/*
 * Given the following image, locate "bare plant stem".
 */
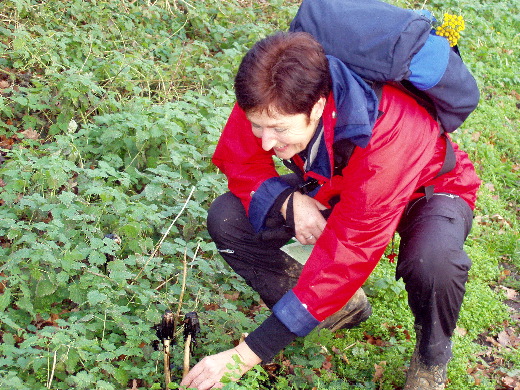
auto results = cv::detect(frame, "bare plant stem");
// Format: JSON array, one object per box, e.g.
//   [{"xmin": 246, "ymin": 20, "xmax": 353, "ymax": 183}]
[
  {"xmin": 175, "ymin": 242, "xmax": 199, "ymax": 321},
  {"xmin": 183, "ymin": 333, "xmax": 192, "ymax": 378},
  {"xmin": 46, "ymin": 350, "xmax": 57, "ymax": 389},
  {"xmin": 164, "ymin": 339, "xmax": 171, "ymax": 387}
]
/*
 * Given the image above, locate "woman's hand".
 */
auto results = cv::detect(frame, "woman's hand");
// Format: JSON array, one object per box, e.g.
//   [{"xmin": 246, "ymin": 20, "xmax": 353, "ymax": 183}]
[
  {"xmin": 180, "ymin": 342, "xmax": 261, "ymax": 390},
  {"xmin": 281, "ymin": 192, "xmax": 327, "ymax": 245}
]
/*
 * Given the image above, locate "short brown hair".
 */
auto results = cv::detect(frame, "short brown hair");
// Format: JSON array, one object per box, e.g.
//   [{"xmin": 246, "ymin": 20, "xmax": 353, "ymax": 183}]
[{"xmin": 234, "ymin": 32, "xmax": 331, "ymax": 117}]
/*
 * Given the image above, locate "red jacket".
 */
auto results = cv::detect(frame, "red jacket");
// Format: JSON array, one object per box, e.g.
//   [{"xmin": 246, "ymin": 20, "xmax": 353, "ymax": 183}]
[{"xmin": 213, "ymin": 83, "xmax": 480, "ymax": 335}]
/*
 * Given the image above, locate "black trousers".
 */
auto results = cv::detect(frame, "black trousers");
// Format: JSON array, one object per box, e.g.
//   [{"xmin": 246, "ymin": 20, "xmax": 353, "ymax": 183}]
[{"xmin": 207, "ymin": 183, "xmax": 473, "ymax": 366}]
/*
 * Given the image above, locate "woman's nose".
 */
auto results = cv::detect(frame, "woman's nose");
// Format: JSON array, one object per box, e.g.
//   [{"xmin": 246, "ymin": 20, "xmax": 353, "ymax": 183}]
[{"xmin": 261, "ymin": 129, "xmax": 278, "ymax": 151}]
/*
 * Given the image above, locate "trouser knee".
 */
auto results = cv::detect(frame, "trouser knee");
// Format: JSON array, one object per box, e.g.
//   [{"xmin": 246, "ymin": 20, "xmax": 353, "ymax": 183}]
[
  {"xmin": 398, "ymin": 242, "xmax": 470, "ymax": 308},
  {"xmin": 207, "ymin": 192, "xmax": 246, "ymax": 247},
  {"xmin": 207, "ymin": 192, "xmax": 302, "ymax": 308},
  {"xmin": 396, "ymin": 196, "xmax": 473, "ymax": 319}
]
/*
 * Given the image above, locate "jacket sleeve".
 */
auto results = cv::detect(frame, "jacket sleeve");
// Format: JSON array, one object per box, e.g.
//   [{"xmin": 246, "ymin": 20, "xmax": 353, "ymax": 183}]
[
  {"xmin": 212, "ymin": 104, "xmax": 293, "ymax": 231},
  {"xmin": 273, "ymin": 86, "xmax": 443, "ymax": 336}
]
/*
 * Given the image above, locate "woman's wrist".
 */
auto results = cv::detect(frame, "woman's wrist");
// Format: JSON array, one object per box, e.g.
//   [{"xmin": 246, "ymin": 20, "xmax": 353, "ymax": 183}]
[
  {"xmin": 279, "ymin": 190, "xmax": 295, "ymax": 219},
  {"xmin": 244, "ymin": 314, "xmax": 298, "ymax": 363},
  {"xmin": 233, "ymin": 341, "xmax": 262, "ymax": 369}
]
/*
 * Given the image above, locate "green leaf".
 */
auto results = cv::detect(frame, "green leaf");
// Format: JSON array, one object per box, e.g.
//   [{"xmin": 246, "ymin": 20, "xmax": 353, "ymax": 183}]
[
  {"xmin": 95, "ymin": 380, "xmax": 115, "ymax": 390},
  {"xmin": 0, "ymin": 313, "xmax": 21, "ymax": 331},
  {"xmin": 143, "ymin": 183, "xmax": 163, "ymax": 201},
  {"xmin": 36, "ymin": 274, "xmax": 58, "ymax": 297},
  {"xmin": 88, "ymin": 250, "xmax": 106, "ymax": 266},
  {"xmin": 0, "ymin": 288, "xmax": 11, "ymax": 311},
  {"xmin": 120, "ymin": 222, "xmax": 142, "ymax": 239},
  {"xmin": 58, "ymin": 191, "xmax": 76, "ymax": 205},
  {"xmin": 112, "ymin": 367, "xmax": 129, "ymax": 386},
  {"xmin": 17, "ymin": 283, "xmax": 34, "ymax": 313},
  {"xmin": 87, "ymin": 290, "xmax": 107, "ymax": 306},
  {"xmin": 65, "ymin": 348, "xmax": 81, "ymax": 373},
  {"xmin": 107, "ymin": 260, "xmax": 134, "ymax": 284},
  {"xmin": 62, "ymin": 250, "xmax": 87, "ymax": 272}
]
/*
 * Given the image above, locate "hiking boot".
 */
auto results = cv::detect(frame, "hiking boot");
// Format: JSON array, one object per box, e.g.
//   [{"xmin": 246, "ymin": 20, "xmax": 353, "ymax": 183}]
[
  {"xmin": 404, "ymin": 325, "xmax": 448, "ymax": 390},
  {"xmin": 403, "ymin": 358, "xmax": 447, "ymax": 390},
  {"xmin": 317, "ymin": 288, "xmax": 372, "ymax": 331}
]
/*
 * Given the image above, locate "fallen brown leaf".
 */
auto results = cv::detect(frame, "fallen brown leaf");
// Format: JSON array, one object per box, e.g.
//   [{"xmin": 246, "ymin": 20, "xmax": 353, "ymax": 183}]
[
  {"xmin": 484, "ymin": 182, "xmax": 495, "ymax": 192},
  {"xmin": 20, "ymin": 128, "xmax": 39, "ymax": 140},
  {"xmin": 502, "ymin": 375, "xmax": 520, "ymax": 390},
  {"xmin": 499, "ymin": 286, "xmax": 518, "ymax": 300},
  {"xmin": 364, "ymin": 332, "xmax": 386, "ymax": 346},
  {"xmin": 497, "ymin": 327, "xmax": 520, "ymax": 348},
  {"xmin": 485, "ymin": 336, "xmax": 502, "ymax": 348},
  {"xmin": 321, "ymin": 355, "xmax": 333, "ymax": 371},
  {"xmin": 455, "ymin": 326, "xmax": 468, "ymax": 336},
  {"xmin": 223, "ymin": 291, "xmax": 240, "ymax": 301},
  {"xmin": 373, "ymin": 361, "xmax": 386, "ymax": 382}
]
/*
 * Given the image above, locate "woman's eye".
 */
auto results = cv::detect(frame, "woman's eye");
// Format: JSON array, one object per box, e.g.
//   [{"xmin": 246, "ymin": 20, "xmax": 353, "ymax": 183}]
[{"xmin": 274, "ymin": 127, "xmax": 288, "ymax": 133}]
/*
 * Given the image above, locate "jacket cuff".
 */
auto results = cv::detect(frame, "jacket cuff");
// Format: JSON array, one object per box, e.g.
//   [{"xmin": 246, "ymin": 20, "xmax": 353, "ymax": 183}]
[
  {"xmin": 249, "ymin": 177, "xmax": 293, "ymax": 232},
  {"xmin": 244, "ymin": 314, "xmax": 297, "ymax": 363},
  {"xmin": 273, "ymin": 290, "xmax": 320, "ymax": 337}
]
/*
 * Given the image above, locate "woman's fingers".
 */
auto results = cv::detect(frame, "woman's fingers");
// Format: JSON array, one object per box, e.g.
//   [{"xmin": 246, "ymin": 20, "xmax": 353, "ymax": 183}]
[
  {"xmin": 290, "ymin": 193, "xmax": 327, "ymax": 244},
  {"xmin": 180, "ymin": 343, "xmax": 260, "ymax": 389},
  {"xmin": 180, "ymin": 355, "xmax": 225, "ymax": 389}
]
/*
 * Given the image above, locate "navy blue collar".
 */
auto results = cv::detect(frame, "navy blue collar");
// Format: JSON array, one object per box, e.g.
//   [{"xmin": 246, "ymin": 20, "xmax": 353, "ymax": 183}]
[{"xmin": 327, "ymin": 55, "xmax": 379, "ymax": 148}]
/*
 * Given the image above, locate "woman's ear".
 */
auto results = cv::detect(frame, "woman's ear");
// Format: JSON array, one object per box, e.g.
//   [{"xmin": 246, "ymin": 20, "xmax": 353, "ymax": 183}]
[{"xmin": 310, "ymin": 97, "xmax": 326, "ymax": 122}]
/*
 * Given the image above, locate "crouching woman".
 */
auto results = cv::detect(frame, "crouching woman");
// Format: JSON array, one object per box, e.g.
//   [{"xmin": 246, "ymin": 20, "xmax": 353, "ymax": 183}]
[{"xmin": 181, "ymin": 32, "xmax": 480, "ymax": 390}]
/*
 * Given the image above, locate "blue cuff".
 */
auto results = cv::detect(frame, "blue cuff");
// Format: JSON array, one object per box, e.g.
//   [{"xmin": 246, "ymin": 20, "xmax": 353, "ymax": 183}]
[
  {"xmin": 409, "ymin": 34, "xmax": 450, "ymax": 90},
  {"xmin": 249, "ymin": 177, "xmax": 293, "ymax": 232},
  {"xmin": 273, "ymin": 290, "xmax": 320, "ymax": 337}
]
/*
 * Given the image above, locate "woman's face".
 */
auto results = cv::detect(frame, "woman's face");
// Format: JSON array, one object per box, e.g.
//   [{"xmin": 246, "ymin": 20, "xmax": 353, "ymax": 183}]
[{"xmin": 246, "ymin": 98, "xmax": 326, "ymax": 160}]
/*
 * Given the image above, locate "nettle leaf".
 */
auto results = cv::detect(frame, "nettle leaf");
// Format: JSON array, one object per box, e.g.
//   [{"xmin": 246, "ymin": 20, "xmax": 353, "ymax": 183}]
[
  {"xmin": 78, "ymin": 314, "xmax": 95, "ymax": 322},
  {"xmin": 143, "ymin": 183, "xmax": 164, "ymax": 201},
  {"xmin": 89, "ymin": 237, "xmax": 106, "ymax": 250},
  {"xmin": 58, "ymin": 191, "xmax": 76, "ymax": 205},
  {"xmin": 17, "ymin": 283, "xmax": 34, "ymax": 314},
  {"xmin": 88, "ymin": 250, "xmax": 106, "ymax": 266},
  {"xmin": 158, "ymin": 241, "xmax": 176, "ymax": 256},
  {"xmin": 0, "ymin": 287, "xmax": 11, "ymax": 311},
  {"xmin": 120, "ymin": 222, "xmax": 142, "ymax": 239},
  {"xmin": 9, "ymin": 247, "xmax": 32, "ymax": 260},
  {"xmin": 65, "ymin": 348, "xmax": 82, "ymax": 374},
  {"xmin": 68, "ymin": 283, "xmax": 87, "ymax": 306},
  {"xmin": 35, "ymin": 274, "xmax": 58, "ymax": 297},
  {"xmin": 87, "ymin": 290, "xmax": 107, "ymax": 306},
  {"xmin": 70, "ymin": 371, "xmax": 96, "ymax": 389},
  {"xmin": 0, "ymin": 314, "xmax": 21, "ymax": 331},
  {"xmin": 112, "ymin": 367, "xmax": 129, "ymax": 386},
  {"xmin": 107, "ymin": 260, "xmax": 134, "ymax": 283},
  {"xmin": 62, "ymin": 250, "xmax": 86, "ymax": 272},
  {"xmin": 96, "ymin": 379, "xmax": 115, "ymax": 390},
  {"xmin": 56, "ymin": 271, "xmax": 70, "ymax": 285}
]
